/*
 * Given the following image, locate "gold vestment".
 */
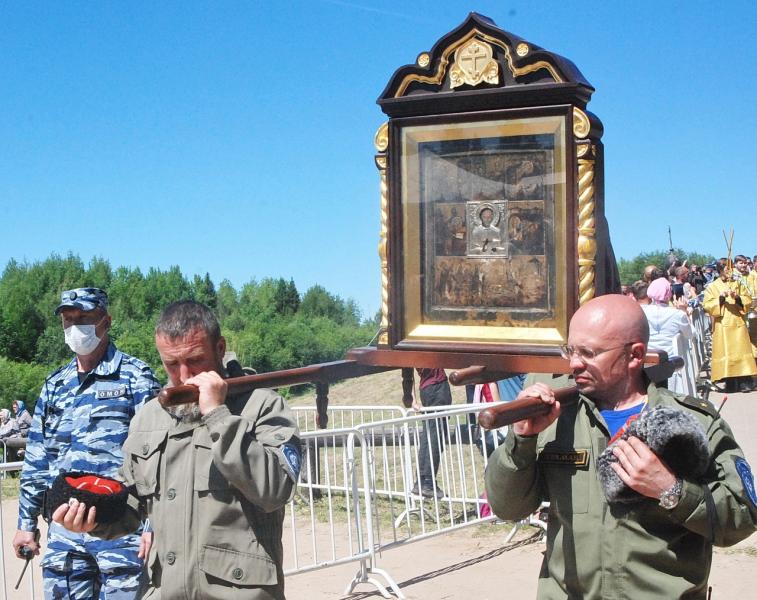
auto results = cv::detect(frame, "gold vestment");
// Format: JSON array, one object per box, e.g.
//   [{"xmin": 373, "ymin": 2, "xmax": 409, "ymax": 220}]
[{"xmin": 703, "ymin": 277, "xmax": 757, "ymax": 381}]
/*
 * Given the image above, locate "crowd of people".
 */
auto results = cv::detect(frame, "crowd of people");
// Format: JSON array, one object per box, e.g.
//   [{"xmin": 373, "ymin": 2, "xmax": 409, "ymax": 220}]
[{"xmin": 622, "ymin": 254, "xmax": 757, "ymax": 393}]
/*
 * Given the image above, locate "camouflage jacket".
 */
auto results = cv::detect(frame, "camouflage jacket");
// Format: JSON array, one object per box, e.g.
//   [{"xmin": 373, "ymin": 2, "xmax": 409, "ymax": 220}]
[{"xmin": 18, "ymin": 341, "xmax": 161, "ymax": 531}]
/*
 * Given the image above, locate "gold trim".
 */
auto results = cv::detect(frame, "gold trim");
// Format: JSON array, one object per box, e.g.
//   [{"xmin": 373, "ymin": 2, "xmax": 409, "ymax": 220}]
[
  {"xmin": 417, "ymin": 52, "xmax": 430, "ymax": 67},
  {"xmin": 395, "ymin": 28, "xmax": 563, "ymax": 97},
  {"xmin": 407, "ymin": 324, "xmax": 565, "ymax": 345},
  {"xmin": 374, "ymin": 122, "xmax": 389, "ymax": 153},
  {"xmin": 376, "ymin": 123, "xmax": 390, "ymax": 345},
  {"xmin": 516, "ymin": 43, "xmax": 529, "ymax": 57},
  {"xmin": 576, "ymin": 140, "xmax": 591, "ymax": 158},
  {"xmin": 573, "ymin": 107, "xmax": 590, "ymax": 139},
  {"xmin": 400, "ymin": 115, "xmax": 569, "ymax": 344},
  {"xmin": 577, "ymin": 146, "xmax": 596, "ymax": 305}
]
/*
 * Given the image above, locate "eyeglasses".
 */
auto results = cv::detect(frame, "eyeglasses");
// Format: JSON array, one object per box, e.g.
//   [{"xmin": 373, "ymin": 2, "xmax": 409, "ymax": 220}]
[{"xmin": 559, "ymin": 343, "xmax": 635, "ymax": 362}]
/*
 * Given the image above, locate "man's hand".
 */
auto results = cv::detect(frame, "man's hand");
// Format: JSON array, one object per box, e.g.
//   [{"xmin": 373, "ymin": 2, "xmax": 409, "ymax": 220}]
[
  {"xmin": 411, "ymin": 395, "xmax": 422, "ymax": 413},
  {"xmin": 185, "ymin": 371, "xmax": 228, "ymax": 416},
  {"xmin": 51, "ymin": 500, "xmax": 97, "ymax": 533},
  {"xmin": 610, "ymin": 436, "xmax": 677, "ymax": 500},
  {"xmin": 138, "ymin": 531, "xmax": 153, "ymax": 562},
  {"xmin": 512, "ymin": 383, "xmax": 562, "ymax": 437},
  {"xmin": 12, "ymin": 530, "xmax": 40, "ymax": 559}
]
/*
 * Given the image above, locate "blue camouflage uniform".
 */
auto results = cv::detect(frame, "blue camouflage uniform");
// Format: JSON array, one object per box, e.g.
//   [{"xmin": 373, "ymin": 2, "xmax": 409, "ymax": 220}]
[{"xmin": 18, "ymin": 341, "xmax": 161, "ymax": 599}]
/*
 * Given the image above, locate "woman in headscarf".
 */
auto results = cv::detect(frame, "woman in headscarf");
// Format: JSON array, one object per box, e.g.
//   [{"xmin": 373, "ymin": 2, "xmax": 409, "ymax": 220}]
[
  {"xmin": 0, "ymin": 408, "xmax": 18, "ymax": 439},
  {"xmin": 641, "ymin": 277, "xmax": 693, "ymax": 394},
  {"xmin": 11, "ymin": 400, "xmax": 32, "ymax": 437}
]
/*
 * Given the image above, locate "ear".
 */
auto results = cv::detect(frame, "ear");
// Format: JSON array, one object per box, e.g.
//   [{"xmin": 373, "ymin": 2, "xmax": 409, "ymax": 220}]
[
  {"xmin": 628, "ymin": 342, "xmax": 646, "ymax": 368},
  {"xmin": 216, "ymin": 336, "xmax": 226, "ymax": 358}
]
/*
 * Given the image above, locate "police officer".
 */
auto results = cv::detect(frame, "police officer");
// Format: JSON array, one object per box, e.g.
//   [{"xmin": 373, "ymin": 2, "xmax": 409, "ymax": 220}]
[
  {"xmin": 485, "ymin": 294, "xmax": 757, "ymax": 599},
  {"xmin": 12, "ymin": 287, "xmax": 161, "ymax": 599},
  {"xmin": 55, "ymin": 299, "xmax": 301, "ymax": 600}
]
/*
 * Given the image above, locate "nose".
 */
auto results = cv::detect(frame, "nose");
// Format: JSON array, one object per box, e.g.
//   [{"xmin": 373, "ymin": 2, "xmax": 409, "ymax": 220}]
[
  {"xmin": 179, "ymin": 363, "xmax": 193, "ymax": 384},
  {"xmin": 568, "ymin": 353, "xmax": 585, "ymax": 370}
]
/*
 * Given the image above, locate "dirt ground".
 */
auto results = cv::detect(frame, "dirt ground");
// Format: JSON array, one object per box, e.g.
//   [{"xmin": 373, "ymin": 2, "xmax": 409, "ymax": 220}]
[{"xmin": 2, "ymin": 385, "xmax": 756, "ymax": 599}]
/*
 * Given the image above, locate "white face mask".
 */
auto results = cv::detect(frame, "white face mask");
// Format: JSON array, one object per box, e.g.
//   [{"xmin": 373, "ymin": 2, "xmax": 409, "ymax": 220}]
[{"xmin": 64, "ymin": 323, "xmax": 102, "ymax": 356}]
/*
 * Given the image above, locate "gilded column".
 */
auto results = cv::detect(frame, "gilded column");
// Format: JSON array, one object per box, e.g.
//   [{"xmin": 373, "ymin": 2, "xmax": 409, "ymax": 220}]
[
  {"xmin": 573, "ymin": 108, "xmax": 596, "ymax": 305},
  {"xmin": 374, "ymin": 122, "xmax": 390, "ymax": 344}
]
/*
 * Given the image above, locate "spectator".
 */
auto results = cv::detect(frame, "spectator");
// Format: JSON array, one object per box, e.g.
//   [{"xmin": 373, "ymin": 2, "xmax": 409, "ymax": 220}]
[
  {"xmin": 0, "ymin": 409, "xmax": 18, "ymax": 439},
  {"xmin": 11, "ymin": 400, "xmax": 31, "ymax": 437},
  {"xmin": 413, "ymin": 368, "xmax": 451, "ymax": 499},
  {"xmin": 643, "ymin": 265, "xmax": 664, "ymax": 283},
  {"xmin": 642, "ymin": 278, "xmax": 693, "ymax": 393},
  {"xmin": 688, "ymin": 265, "xmax": 706, "ymax": 295}
]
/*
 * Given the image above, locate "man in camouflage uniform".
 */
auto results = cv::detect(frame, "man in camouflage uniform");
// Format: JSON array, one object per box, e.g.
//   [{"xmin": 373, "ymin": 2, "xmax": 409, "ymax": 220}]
[
  {"xmin": 12, "ymin": 287, "xmax": 161, "ymax": 599},
  {"xmin": 485, "ymin": 295, "xmax": 757, "ymax": 599},
  {"xmin": 55, "ymin": 300, "xmax": 301, "ymax": 600}
]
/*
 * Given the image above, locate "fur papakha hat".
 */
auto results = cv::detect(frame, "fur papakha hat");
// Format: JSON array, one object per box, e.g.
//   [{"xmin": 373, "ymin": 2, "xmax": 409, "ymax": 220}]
[
  {"xmin": 596, "ymin": 405, "xmax": 710, "ymax": 504},
  {"xmin": 46, "ymin": 472, "xmax": 128, "ymax": 524}
]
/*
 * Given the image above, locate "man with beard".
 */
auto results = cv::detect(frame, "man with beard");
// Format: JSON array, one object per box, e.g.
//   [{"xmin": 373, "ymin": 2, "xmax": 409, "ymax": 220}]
[
  {"xmin": 485, "ymin": 295, "xmax": 757, "ymax": 599},
  {"xmin": 54, "ymin": 300, "xmax": 301, "ymax": 600}
]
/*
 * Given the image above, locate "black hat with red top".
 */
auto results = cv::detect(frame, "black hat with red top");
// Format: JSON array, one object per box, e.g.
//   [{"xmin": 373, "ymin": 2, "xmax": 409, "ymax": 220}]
[{"xmin": 46, "ymin": 472, "xmax": 128, "ymax": 524}]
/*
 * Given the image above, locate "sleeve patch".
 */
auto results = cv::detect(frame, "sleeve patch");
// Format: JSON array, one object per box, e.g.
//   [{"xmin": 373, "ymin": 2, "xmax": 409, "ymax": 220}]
[
  {"xmin": 735, "ymin": 457, "xmax": 757, "ymax": 507},
  {"xmin": 282, "ymin": 443, "xmax": 301, "ymax": 479}
]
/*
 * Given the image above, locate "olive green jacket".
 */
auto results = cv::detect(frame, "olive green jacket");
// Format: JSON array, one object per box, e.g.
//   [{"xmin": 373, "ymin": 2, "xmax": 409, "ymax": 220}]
[
  {"xmin": 485, "ymin": 383, "xmax": 757, "ymax": 599},
  {"xmin": 115, "ymin": 388, "xmax": 300, "ymax": 600}
]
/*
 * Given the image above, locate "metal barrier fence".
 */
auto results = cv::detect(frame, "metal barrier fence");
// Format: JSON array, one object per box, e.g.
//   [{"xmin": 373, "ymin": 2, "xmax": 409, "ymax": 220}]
[{"xmin": 285, "ymin": 403, "xmax": 521, "ymax": 598}]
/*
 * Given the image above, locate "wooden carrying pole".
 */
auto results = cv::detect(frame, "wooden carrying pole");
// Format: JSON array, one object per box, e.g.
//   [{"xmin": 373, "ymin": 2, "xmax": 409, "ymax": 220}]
[
  {"xmin": 157, "ymin": 360, "xmax": 391, "ymax": 407},
  {"xmin": 477, "ymin": 386, "xmax": 579, "ymax": 430}
]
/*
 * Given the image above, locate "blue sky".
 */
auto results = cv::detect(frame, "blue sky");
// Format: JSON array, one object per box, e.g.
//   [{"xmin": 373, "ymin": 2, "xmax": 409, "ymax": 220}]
[{"xmin": 1, "ymin": 1, "xmax": 755, "ymax": 317}]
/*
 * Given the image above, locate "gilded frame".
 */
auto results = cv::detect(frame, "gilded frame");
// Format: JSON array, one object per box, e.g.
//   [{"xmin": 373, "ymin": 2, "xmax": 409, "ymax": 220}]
[{"xmin": 390, "ymin": 107, "xmax": 573, "ymax": 350}]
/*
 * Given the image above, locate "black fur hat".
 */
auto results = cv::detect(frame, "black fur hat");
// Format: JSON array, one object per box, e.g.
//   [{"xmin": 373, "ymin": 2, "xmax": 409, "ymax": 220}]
[
  {"xmin": 46, "ymin": 472, "xmax": 128, "ymax": 524},
  {"xmin": 597, "ymin": 406, "xmax": 710, "ymax": 504}
]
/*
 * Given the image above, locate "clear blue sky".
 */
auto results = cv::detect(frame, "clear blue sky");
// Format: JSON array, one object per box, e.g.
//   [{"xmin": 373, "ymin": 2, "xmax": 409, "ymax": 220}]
[{"xmin": 2, "ymin": 1, "xmax": 755, "ymax": 318}]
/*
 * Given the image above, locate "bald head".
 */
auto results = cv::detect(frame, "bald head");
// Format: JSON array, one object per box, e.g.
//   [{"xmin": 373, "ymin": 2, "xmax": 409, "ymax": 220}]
[
  {"xmin": 570, "ymin": 295, "xmax": 649, "ymax": 347},
  {"xmin": 567, "ymin": 295, "xmax": 650, "ymax": 405}
]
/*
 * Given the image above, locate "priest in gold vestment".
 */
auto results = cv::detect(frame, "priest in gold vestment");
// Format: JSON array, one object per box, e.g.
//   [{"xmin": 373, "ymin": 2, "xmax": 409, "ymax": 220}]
[
  {"xmin": 703, "ymin": 259, "xmax": 757, "ymax": 392},
  {"xmin": 747, "ymin": 264, "xmax": 757, "ymax": 359}
]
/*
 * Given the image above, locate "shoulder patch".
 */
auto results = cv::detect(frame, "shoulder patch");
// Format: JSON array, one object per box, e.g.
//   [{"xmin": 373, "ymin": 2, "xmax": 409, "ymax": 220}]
[
  {"xmin": 735, "ymin": 457, "xmax": 757, "ymax": 507},
  {"xmin": 673, "ymin": 394, "xmax": 719, "ymax": 418},
  {"xmin": 282, "ymin": 443, "xmax": 301, "ymax": 479}
]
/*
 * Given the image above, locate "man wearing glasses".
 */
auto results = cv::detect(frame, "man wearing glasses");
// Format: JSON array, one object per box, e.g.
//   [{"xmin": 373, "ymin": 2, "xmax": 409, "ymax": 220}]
[{"xmin": 485, "ymin": 294, "xmax": 757, "ymax": 599}]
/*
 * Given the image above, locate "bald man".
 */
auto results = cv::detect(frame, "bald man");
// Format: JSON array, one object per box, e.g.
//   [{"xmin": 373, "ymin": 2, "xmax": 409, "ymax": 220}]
[{"xmin": 485, "ymin": 295, "xmax": 757, "ymax": 600}]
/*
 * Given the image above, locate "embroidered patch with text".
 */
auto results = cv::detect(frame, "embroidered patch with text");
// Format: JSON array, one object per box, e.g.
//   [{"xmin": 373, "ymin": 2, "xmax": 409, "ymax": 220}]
[
  {"xmin": 735, "ymin": 457, "xmax": 757, "ymax": 507},
  {"xmin": 96, "ymin": 387, "xmax": 127, "ymax": 399},
  {"xmin": 539, "ymin": 449, "xmax": 589, "ymax": 467},
  {"xmin": 282, "ymin": 443, "xmax": 301, "ymax": 478}
]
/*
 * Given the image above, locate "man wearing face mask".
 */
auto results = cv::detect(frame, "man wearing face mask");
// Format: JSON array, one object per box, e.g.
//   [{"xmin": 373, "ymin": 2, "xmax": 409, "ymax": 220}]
[{"xmin": 12, "ymin": 287, "xmax": 161, "ymax": 600}]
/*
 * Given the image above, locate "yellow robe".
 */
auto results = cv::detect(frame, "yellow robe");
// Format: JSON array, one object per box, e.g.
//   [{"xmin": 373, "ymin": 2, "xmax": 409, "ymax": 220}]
[
  {"xmin": 703, "ymin": 277, "xmax": 757, "ymax": 381},
  {"xmin": 748, "ymin": 270, "xmax": 757, "ymax": 358}
]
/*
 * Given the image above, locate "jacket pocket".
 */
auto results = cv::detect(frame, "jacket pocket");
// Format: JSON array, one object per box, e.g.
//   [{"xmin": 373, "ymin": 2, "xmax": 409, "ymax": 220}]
[
  {"xmin": 199, "ymin": 544, "xmax": 278, "ymax": 586},
  {"xmin": 193, "ymin": 433, "xmax": 231, "ymax": 492},
  {"xmin": 123, "ymin": 430, "xmax": 167, "ymax": 496}
]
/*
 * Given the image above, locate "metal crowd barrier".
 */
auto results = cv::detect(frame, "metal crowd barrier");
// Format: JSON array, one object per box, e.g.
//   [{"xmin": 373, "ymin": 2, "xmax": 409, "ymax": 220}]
[{"xmin": 285, "ymin": 403, "xmax": 535, "ymax": 598}]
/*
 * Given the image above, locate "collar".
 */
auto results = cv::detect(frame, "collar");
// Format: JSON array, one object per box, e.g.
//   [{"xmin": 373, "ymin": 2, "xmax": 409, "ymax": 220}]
[{"xmin": 55, "ymin": 341, "xmax": 122, "ymax": 385}]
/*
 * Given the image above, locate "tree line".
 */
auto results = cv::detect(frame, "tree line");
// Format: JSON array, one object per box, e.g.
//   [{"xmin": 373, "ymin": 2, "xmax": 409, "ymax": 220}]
[{"xmin": 0, "ymin": 254, "xmax": 379, "ymax": 409}]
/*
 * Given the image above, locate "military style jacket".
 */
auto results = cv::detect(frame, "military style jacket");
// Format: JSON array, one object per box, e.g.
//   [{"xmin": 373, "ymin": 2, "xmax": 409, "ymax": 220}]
[
  {"xmin": 119, "ymin": 387, "xmax": 301, "ymax": 600},
  {"xmin": 485, "ymin": 383, "xmax": 757, "ymax": 600},
  {"xmin": 18, "ymin": 342, "xmax": 159, "ymax": 555}
]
